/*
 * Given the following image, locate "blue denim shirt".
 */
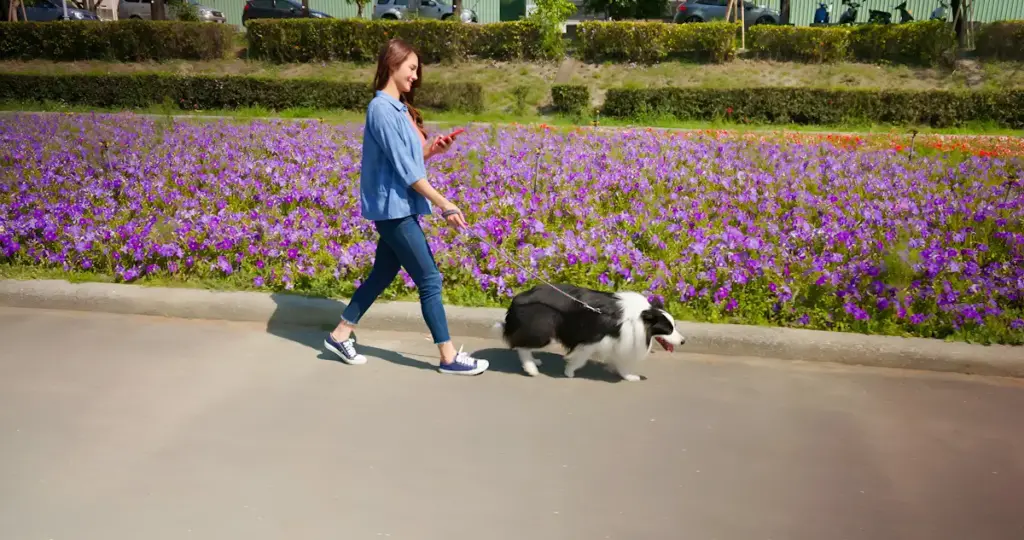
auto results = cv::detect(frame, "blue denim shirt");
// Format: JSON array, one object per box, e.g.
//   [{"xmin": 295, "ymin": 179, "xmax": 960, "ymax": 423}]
[{"xmin": 359, "ymin": 91, "xmax": 432, "ymax": 221}]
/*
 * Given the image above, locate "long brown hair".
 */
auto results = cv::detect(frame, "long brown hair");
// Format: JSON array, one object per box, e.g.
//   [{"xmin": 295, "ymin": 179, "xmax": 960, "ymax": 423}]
[{"xmin": 373, "ymin": 38, "xmax": 427, "ymax": 140}]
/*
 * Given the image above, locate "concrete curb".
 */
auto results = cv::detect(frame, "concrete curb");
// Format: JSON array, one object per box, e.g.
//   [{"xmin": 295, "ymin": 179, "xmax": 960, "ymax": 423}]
[{"xmin": 2, "ymin": 279, "xmax": 1022, "ymax": 378}]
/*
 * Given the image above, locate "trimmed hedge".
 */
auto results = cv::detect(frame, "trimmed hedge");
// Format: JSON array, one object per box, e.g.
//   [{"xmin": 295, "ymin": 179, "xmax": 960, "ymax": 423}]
[
  {"xmin": 0, "ymin": 73, "xmax": 484, "ymax": 113},
  {"xmin": 848, "ymin": 20, "xmax": 955, "ymax": 66},
  {"xmin": 748, "ymin": 25, "xmax": 850, "ymax": 63},
  {"xmin": 551, "ymin": 84, "xmax": 590, "ymax": 114},
  {"xmin": 575, "ymin": 21, "xmax": 738, "ymax": 63},
  {"xmin": 976, "ymin": 20, "xmax": 1024, "ymax": 61},
  {"xmin": 245, "ymin": 19, "xmax": 549, "ymax": 63},
  {"xmin": 748, "ymin": 20, "xmax": 955, "ymax": 66},
  {"xmin": 0, "ymin": 20, "xmax": 235, "ymax": 61},
  {"xmin": 473, "ymin": 20, "xmax": 547, "ymax": 62},
  {"xmin": 601, "ymin": 87, "xmax": 1024, "ymax": 128}
]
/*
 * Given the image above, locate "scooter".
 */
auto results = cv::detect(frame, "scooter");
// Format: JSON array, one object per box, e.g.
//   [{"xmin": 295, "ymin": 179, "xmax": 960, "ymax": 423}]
[
  {"xmin": 896, "ymin": 1, "xmax": 914, "ymax": 22},
  {"xmin": 868, "ymin": 1, "xmax": 913, "ymax": 24},
  {"xmin": 930, "ymin": 0, "xmax": 948, "ymax": 20},
  {"xmin": 838, "ymin": 0, "xmax": 860, "ymax": 24},
  {"xmin": 813, "ymin": 2, "xmax": 830, "ymax": 24}
]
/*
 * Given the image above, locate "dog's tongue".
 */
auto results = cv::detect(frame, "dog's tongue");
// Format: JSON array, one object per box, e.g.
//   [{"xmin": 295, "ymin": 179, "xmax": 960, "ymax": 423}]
[{"xmin": 655, "ymin": 336, "xmax": 674, "ymax": 352}]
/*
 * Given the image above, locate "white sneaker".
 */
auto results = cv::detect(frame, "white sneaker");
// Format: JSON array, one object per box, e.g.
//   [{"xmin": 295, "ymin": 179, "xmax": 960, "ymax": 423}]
[
  {"xmin": 438, "ymin": 346, "xmax": 489, "ymax": 376},
  {"xmin": 323, "ymin": 334, "xmax": 368, "ymax": 365}
]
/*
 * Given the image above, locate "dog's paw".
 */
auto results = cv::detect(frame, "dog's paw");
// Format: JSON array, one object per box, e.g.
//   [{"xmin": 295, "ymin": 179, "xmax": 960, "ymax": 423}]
[
  {"xmin": 621, "ymin": 374, "xmax": 642, "ymax": 382},
  {"xmin": 522, "ymin": 362, "xmax": 540, "ymax": 377},
  {"xmin": 533, "ymin": 358, "xmax": 543, "ymax": 367},
  {"xmin": 564, "ymin": 368, "xmax": 576, "ymax": 379}
]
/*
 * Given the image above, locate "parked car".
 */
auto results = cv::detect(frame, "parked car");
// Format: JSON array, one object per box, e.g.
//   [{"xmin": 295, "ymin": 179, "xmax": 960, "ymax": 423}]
[
  {"xmin": 373, "ymin": 0, "xmax": 478, "ymax": 22},
  {"xmin": 242, "ymin": 0, "xmax": 331, "ymax": 23},
  {"xmin": 673, "ymin": 0, "xmax": 779, "ymax": 26},
  {"xmin": 119, "ymin": 0, "xmax": 226, "ymax": 23},
  {"xmin": 4, "ymin": 0, "xmax": 99, "ymax": 20}
]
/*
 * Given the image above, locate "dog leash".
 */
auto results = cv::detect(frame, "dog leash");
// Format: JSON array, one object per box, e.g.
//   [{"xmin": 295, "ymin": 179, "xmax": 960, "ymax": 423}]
[{"xmin": 442, "ymin": 209, "xmax": 603, "ymax": 314}]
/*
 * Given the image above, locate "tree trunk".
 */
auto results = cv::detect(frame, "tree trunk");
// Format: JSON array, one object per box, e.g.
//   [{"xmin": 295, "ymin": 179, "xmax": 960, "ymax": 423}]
[
  {"xmin": 454, "ymin": 0, "xmax": 461, "ymax": 21},
  {"xmin": 952, "ymin": 0, "xmax": 965, "ymax": 48},
  {"xmin": 151, "ymin": 0, "xmax": 166, "ymax": 20},
  {"xmin": 357, "ymin": 1, "xmax": 363, "ymax": 18},
  {"xmin": 301, "ymin": 0, "xmax": 309, "ymax": 17},
  {"xmin": 780, "ymin": 0, "xmax": 789, "ymax": 25}
]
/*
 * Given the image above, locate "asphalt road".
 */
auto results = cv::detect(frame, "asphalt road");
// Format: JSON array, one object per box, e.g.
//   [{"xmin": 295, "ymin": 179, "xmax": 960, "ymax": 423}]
[{"xmin": 1, "ymin": 306, "xmax": 1022, "ymax": 540}]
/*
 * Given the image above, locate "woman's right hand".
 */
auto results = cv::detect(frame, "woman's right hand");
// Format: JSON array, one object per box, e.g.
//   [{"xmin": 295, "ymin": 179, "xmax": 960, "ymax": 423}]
[{"xmin": 441, "ymin": 205, "xmax": 468, "ymax": 231}]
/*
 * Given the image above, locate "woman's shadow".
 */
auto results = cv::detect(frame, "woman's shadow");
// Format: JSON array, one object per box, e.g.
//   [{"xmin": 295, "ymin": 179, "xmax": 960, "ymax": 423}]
[
  {"xmin": 264, "ymin": 292, "xmax": 621, "ymax": 381},
  {"xmin": 264, "ymin": 292, "xmax": 437, "ymax": 372}
]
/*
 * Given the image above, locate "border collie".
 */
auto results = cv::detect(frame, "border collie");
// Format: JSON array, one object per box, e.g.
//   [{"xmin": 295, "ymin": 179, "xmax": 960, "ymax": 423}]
[{"xmin": 493, "ymin": 284, "xmax": 686, "ymax": 381}]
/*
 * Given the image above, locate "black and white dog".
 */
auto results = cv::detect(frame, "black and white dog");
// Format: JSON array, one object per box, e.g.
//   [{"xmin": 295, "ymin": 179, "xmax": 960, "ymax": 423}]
[{"xmin": 493, "ymin": 284, "xmax": 685, "ymax": 381}]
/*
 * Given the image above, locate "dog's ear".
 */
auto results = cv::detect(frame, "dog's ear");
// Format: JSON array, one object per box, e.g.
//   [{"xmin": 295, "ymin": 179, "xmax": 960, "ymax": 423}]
[
  {"xmin": 641, "ymin": 308, "xmax": 658, "ymax": 324},
  {"xmin": 648, "ymin": 295, "xmax": 664, "ymax": 310}
]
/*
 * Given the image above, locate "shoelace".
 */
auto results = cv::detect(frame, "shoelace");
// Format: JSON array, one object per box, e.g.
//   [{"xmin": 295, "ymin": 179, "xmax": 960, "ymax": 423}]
[
  {"xmin": 341, "ymin": 339, "xmax": 359, "ymax": 358},
  {"xmin": 452, "ymin": 345, "xmax": 475, "ymax": 366}
]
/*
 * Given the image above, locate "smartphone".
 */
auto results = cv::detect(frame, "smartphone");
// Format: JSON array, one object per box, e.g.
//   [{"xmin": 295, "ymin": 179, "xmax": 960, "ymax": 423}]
[{"xmin": 432, "ymin": 128, "xmax": 465, "ymax": 151}]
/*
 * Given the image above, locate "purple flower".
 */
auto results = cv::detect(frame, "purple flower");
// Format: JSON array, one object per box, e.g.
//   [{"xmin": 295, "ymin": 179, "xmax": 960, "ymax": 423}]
[
  {"xmin": 844, "ymin": 302, "xmax": 870, "ymax": 321},
  {"xmin": 215, "ymin": 256, "xmax": 232, "ymax": 275},
  {"xmin": 2, "ymin": 113, "xmax": 1020, "ymax": 345}
]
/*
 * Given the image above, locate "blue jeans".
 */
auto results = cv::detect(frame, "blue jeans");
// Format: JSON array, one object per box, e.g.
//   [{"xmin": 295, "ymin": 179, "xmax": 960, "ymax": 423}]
[{"xmin": 341, "ymin": 215, "xmax": 451, "ymax": 344}]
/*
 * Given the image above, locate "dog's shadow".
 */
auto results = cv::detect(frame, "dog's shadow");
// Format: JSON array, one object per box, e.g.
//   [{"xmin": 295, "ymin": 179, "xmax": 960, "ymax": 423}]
[
  {"xmin": 262, "ymin": 292, "xmax": 634, "ymax": 381},
  {"xmin": 469, "ymin": 348, "xmax": 633, "ymax": 382}
]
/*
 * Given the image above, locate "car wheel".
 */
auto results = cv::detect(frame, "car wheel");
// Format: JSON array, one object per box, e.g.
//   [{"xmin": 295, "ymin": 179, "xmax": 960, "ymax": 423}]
[
  {"xmin": 685, "ymin": 16, "xmax": 702, "ymax": 23},
  {"xmin": 382, "ymin": 13, "xmax": 397, "ymax": 19},
  {"xmin": 130, "ymin": 15, "xmax": 142, "ymax": 19},
  {"xmin": 441, "ymin": 13, "xmax": 451, "ymax": 20},
  {"xmin": 755, "ymin": 15, "xmax": 775, "ymax": 24}
]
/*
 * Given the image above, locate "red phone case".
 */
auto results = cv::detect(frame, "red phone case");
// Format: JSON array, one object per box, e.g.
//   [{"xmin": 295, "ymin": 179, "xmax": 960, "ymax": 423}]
[{"xmin": 433, "ymin": 128, "xmax": 464, "ymax": 151}]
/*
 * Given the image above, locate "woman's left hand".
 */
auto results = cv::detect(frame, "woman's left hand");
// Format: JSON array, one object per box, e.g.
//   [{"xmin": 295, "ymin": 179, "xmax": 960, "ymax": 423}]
[{"xmin": 425, "ymin": 135, "xmax": 453, "ymax": 159}]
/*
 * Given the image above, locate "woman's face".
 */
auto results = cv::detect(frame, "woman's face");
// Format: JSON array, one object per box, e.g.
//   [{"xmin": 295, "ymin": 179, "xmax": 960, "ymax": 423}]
[{"xmin": 391, "ymin": 53, "xmax": 419, "ymax": 94}]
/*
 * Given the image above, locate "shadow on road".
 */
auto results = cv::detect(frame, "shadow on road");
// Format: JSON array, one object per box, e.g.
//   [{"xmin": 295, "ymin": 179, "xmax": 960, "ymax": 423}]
[
  {"xmin": 263, "ymin": 292, "xmax": 622, "ymax": 381},
  {"xmin": 263, "ymin": 293, "xmax": 436, "ymax": 372},
  {"xmin": 468, "ymin": 347, "xmax": 625, "ymax": 382}
]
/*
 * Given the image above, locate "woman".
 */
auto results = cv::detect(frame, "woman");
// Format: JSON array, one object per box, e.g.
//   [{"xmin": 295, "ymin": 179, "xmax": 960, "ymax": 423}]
[{"xmin": 323, "ymin": 38, "xmax": 489, "ymax": 376}]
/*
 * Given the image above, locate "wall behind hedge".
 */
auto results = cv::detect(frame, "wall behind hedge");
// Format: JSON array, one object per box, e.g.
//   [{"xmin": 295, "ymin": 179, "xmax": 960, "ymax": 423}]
[{"xmin": 749, "ymin": 0, "xmax": 1024, "ymax": 27}]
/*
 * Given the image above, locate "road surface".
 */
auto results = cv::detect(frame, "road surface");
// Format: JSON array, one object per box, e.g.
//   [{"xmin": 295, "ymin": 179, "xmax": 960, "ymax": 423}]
[{"xmin": 1, "ymin": 306, "xmax": 1022, "ymax": 540}]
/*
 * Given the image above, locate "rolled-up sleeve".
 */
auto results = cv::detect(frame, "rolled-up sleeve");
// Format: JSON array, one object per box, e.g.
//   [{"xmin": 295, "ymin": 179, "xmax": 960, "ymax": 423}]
[{"xmin": 365, "ymin": 101, "xmax": 427, "ymax": 187}]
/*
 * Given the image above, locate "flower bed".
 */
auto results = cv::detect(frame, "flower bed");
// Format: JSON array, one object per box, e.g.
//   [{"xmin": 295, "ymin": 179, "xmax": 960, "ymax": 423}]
[{"xmin": 1, "ymin": 114, "xmax": 1022, "ymax": 344}]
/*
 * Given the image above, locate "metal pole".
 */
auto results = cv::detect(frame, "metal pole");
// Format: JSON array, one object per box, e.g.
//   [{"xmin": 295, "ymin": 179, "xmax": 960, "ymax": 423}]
[
  {"xmin": 63, "ymin": 0, "xmax": 68, "ymax": 18},
  {"xmin": 740, "ymin": 0, "xmax": 745, "ymax": 50}
]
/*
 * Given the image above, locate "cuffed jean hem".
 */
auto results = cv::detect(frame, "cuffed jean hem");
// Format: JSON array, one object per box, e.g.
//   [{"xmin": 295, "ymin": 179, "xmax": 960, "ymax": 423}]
[{"xmin": 340, "ymin": 215, "xmax": 452, "ymax": 345}]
